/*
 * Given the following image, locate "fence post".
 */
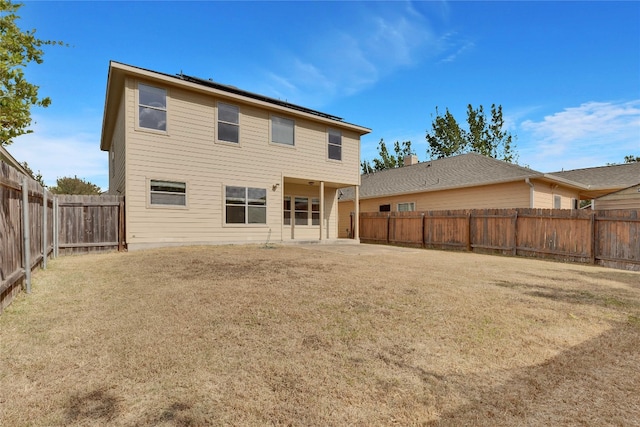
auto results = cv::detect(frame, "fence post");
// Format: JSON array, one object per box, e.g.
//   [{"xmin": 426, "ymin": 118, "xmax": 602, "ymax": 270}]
[
  {"xmin": 466, "ymin": 212, "xmax": 472, "ymax": 252},
  {"xmin": 386, "ymin": 213, "xmax": 391, "ymax": 244},
  {"xmin": 42, "ymin": 189, "xmax": 47, "ymax": 269},
  {"xmin": 512, "ymin": 210, "xmax": 518, "ymax": 256},
  {"xmin": 53, "ymin": 196, "xmax": 59, "ymax": 258},
  {"xmin": 118, "ymin": 199, "xmax": 125, "ymax": 251},
  {"xmin": 590, "ymin": 212, "xmax": 596, "ymax": 264},
  {"xmin": 21, "ymin": 177, "xmax": 31, "ymax": 294},
  {"xmin": 421, "ymin": 213, "xmax": 426, "ymax": 248}
]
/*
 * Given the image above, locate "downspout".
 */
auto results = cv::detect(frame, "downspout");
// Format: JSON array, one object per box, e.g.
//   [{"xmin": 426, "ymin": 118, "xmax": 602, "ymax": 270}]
[{"xmin": 525, "ymin": 178, "xmax": 534, "ymax": 208}]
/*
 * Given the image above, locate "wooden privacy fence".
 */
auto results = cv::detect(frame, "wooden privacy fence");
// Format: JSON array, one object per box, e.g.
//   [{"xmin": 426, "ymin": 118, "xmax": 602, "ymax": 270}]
[
  {"xmin": 360, "ymin": 208, "xmax": 640, "ymax": 271},
  {"xmin": 1, "ymin": 161, "xmax": 125, "ymax": 314},
  {"xmin": 56, "ymin": 195, "xmax": 125, "ymax": 256}
]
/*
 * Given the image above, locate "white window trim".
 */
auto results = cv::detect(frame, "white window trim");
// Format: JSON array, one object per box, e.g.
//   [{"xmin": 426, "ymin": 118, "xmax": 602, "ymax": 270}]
[
  {"xmin": 136, "ymin": 82, "xmax": 169, "ymax": 135},
  {"xmin": 284, "ymin": 195, "xmax": 292, "ymax": 226},
  {"xmin": 216, "ymin": 101, "xmax": 241, "ymax": 146},
  {"xmin": 223, "ymin": 184, "xmax": 268, "ymax": 227},
  {"xmin": 147, "ymin": 178, "xmax": 188, "ymax": 209},
  {"xmin": 269, "ymin": 114, "xmax": 296, "ymax": 148},
  {"xmin": 397, "ymin": 202, "xmax": 415, "ymax": 212},
  {"xmin": 327, "ymin": 128, "xmax": 342, "ymax": 162}
]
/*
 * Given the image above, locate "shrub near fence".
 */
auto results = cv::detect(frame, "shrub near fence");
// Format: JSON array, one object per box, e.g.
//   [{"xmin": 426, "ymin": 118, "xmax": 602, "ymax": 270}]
[
  {"xmin": 360, "ymin": 208, "xmax": 640, "ymax": 271},
  {"xmin": 1, "ymin": 160, "xmax": 125, "ymax": 314}
]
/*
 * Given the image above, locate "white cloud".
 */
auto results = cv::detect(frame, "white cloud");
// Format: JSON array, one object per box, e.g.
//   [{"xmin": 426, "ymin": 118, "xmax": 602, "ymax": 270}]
[
  {"xmin": 7, "ymin": 115, "xmax": 107, "ymax": 190},
  {"xmin": 519, "ymin": 100, "xmax": 640, "ymax": 170},
  {"xmin": 439, "ymin": 39, "xmax": 475, "ymax": 64},
  {"xmin": 260, "ymin": 2, "xmax": 447, "ymax": 107}
]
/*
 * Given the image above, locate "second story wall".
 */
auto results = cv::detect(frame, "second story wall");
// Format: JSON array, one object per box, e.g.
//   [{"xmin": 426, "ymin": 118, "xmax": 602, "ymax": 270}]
[
  {"xmin": 108, "ymin": 90, "xmax": 126, "ymax": 196},
  {"xmin": 124, "ymin": 76, "xmax": 361, "ymax": 187}
]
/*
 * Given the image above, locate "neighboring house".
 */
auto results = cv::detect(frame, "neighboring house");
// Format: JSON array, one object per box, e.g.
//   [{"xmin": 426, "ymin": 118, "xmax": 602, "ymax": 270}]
[
  {"xmin": 100, "ymin": 61, "xmax": 370, "ymax": 250},
  {"xmin": 337, "ymin": 153, "xmax": 588, "ymax": 238},
  {"xmin": 593, "ymin": 183, "xmax": 640, "ymax": 210},
  {"xmin": 0, "ymin": 145, "xmax": 30, "ymax": 176},
  {"xmin": 549, "ymin": 162, "xmax": 640, "ymax": 200}
]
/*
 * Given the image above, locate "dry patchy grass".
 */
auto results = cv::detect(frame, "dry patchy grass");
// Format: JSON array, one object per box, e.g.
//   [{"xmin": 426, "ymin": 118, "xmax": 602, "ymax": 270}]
[{"xmin": 1, "ymin": 244, "xmax": 639, "ymax": 426}]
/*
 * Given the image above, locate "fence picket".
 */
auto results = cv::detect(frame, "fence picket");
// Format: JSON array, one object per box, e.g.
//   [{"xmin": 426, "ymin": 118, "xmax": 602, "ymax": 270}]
[
  {"xmin": 1, "ymin": 161, "xmax": 125, "ymax": 314},
  {"xmin": 360, "ymin": 208, "xmax": 640, "ymax": 271}
]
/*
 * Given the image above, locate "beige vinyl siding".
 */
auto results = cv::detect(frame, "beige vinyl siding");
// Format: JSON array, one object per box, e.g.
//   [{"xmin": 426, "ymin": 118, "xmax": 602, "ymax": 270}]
[
  {"xmin": 108, "ymin": 90, "xmax": 126, "ymax": 195},
  {"xmin": 122, "ymin": 77, "xmax": 359, "ymax": 247},
  {"xmin": 531, "ymin": 180, "xmax": 580, "ymax": 209},
  {"xmin": 595, "ymin": 185, "xmax": 640, "ymax": 210},
  {"xmin": 338, "ymin": 199, "xmax": 355, "ymax": 238},
  {"xmin": 358, "ymin": 181, "xmax": 532, "ymax": 212},
  {"xmin": 337, "ymin": 180, "xmax": 583, "ymax": 237}
]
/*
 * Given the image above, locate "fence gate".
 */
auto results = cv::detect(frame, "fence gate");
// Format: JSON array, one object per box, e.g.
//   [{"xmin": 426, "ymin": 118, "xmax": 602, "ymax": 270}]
[{"xmin": 56, "ymin": 195, "xmax": 125, "ymax": 256}]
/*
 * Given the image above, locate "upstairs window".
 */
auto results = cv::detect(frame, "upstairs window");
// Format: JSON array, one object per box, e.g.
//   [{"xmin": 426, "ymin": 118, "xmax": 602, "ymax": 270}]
[
  {"xmin": 217, "ymin": 102, "xmax": 239, "ymax": 143},
  {"xmin": 271, "ymin": 116, "xmax": 295, "ymax": 146},
  {"xmin": 138, "ymin": 84, "xmax": 167, "ymax": 131},
  {"xmin": 328, "ymin": 129, "xmax": 342, "ymax": 160},
  {"xmin": 150, "ymin": 180, "xmax": 186, "ymax": 206},
  {"xmin": 226, "ymin": 186, "xmax": 267, "ymax": 224}
]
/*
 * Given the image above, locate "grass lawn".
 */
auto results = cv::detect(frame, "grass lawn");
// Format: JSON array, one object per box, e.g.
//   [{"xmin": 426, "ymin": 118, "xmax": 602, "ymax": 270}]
[{"xmin": 1, "ymin": 244, "xmax": 639, "ymax": 426}]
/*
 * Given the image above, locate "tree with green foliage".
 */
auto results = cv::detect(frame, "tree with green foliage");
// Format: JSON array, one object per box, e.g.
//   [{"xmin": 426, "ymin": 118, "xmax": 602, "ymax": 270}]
[
  {"xmin": 1, "ymin": 0, "xmax": 65, "ymax": 146},
  {"xmin": 21, "ymin": 160, "xmax": 44, "ymax": 186},
  {"xmin": 49, "ymin": 176, "xmax": 101, "ymax": 195},
  {"xmin": 361, "ymin": 139, "xmax": 413, "ymax": 173},
  {"xmin": 624, "ymin": 155, "xmax": 639, "ymax": 163},
  {"xmin": 426, "ymin": 104, "xmax": 517, "ymax": 163}
]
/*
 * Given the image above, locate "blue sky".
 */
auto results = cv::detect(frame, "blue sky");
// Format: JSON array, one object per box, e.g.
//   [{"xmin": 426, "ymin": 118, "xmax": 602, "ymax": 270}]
[{"xmin": 7, "ymin": 0, "xmax": 640, "ymax": 190}]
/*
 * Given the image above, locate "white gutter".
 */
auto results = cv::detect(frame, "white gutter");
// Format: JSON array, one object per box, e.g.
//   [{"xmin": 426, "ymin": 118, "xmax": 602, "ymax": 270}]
[{"xmin": 525, "ymin": 178, "xmax": 535, "ymax": 208}]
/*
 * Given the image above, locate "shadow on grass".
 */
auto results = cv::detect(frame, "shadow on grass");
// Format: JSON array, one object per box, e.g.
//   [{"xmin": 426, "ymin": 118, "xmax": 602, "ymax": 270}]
[
  {"xmin": 575, "ymin": 269, "xmax": 640, "ymax": 289},
  {"xmin": 65, "ymin": 388, "xmax": 119, "ymax": 424},
  {"xmin": 154, "ymin": 402, "xmax": 196, "ymax": 427},
  {"xmin": 429, "ymin": 321, "xmax": 640, "ymax": 426},
  {"xmin": 494, "ymin": 280, "xmax": 640, "ymax": 311}
]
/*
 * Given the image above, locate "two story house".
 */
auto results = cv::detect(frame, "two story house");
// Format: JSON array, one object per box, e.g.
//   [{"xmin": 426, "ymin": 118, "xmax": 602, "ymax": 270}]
[{"xmin": 100, "ymin": 61, "xmax": 370, "ymax": 250}]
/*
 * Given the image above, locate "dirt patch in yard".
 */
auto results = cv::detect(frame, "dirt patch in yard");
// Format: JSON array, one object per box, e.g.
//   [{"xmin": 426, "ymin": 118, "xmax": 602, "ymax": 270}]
[{"xmin": 1, "ymin": 244, "xmax": 639, "ymax": 426}]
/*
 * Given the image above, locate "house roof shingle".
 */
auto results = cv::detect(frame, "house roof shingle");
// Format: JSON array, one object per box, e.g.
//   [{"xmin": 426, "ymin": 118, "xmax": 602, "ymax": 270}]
[
  {"xmin": 549, "ymin": 162, "xmax": 640, "ymax": 190},
  {"xmin": 341, "ymin": 153, "xmax": 546, "ymax": 200}
]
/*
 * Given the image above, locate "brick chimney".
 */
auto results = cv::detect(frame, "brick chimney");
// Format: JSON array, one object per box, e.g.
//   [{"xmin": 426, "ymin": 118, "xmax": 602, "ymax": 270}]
[{"xmin": 403, "ymin": 154, "xmax": 418, "ymax": 166}]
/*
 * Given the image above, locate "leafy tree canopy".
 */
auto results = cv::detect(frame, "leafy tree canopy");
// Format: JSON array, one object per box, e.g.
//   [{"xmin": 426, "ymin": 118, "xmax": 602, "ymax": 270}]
[
  {"xmin": 1, "ymin": 0, "xmax": 65, "ymax": 145},
  {"xmin": 361, "ymin": 139, "xmax": 413, "ymax": 173},
  {"xmin": 49, "ymin": 176, "xmax": 101, "ymax": 195},
  {"xmin": 624, "ymin": 155, "xmax": 639, "ymax": 163},
  {"xmin": 426, "ymin": 104, "xmax": 518, "ymax": 163},
  {"xmin": 21, "ymin": 160, "xmax": 44, "ymax": 186}
]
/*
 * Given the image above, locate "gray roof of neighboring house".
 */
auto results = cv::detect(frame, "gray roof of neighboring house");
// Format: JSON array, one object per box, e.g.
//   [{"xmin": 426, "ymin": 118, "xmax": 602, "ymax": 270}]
[
  {"xmin": 549, "ymin": 162, "xmax": 640, "ymax": 190},
  {"xmin": 341, "ymin": 153, "xmax": 547, "ymax": 200}
]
